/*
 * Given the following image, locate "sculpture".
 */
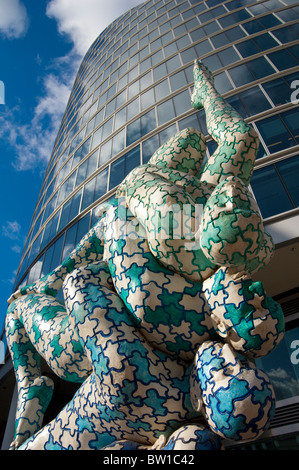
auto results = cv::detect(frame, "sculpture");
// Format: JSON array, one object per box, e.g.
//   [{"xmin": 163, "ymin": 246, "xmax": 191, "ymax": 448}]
[{"xmin": 5, "ymin": 60, "xmax": 285, "ymax": 450}]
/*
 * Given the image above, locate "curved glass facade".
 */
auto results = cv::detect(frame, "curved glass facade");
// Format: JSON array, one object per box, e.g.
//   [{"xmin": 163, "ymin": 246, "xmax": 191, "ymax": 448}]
[{"xmin": 7, "ymin": 0, "xmax": 299, "ymax": 448}]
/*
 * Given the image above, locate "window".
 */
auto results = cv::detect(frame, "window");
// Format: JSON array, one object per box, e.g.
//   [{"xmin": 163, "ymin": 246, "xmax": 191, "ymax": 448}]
[
  {"xmin": 276, "ymin": 156, "xmax": 299, "ymax": 207},
  {"xmin": 141, "ymin": 109, "xmax": 156, "ymax": 136},
  {"xmin": 268, "ymin": 48, "xmax": 298, "ymax": 71},
  {"xmin": 127, "ymin": 118, "xmax": 142, "ymax": 146},
  {"xmin": 94, "ymin": 168, "xmax": 109, "ymax": 202},
  {"xmin": 81, "ymin": 177, "xmax": 96, "ymax": 211},
  {"xmin": 256, "ymin": 110, "xmax": 299, "ymax": 154},
  {"xmin": 154, "ymin": 79, "xmax": 170, "ymax": 101},
  {"xmin": 273, "ymin": 24, "xmax": 299, "ymax": 44},
  {"xmin": 142, "ymin": 134, "xmax": 159, "ymax": 164},
  {"xmin": 229, "ymin": 57, "xmax": 275, "ymax": 87},
  {"xmin": 238, "ymin": 86, "xmax": 271, "ymax": 117},
  {"xmin": 262, "ymin": 72, "xmax": 298, "ymax": 106},
  {"xmin": 157, "ymin": 99, "xmax": 176, "ymax": 125},
  {"xmin": 173, "ymin": 89, "xmax": 191, "ymax": 116},
  {"xmin": 214, "ymin": 72, "xmax": 233, "ymax": 94},
  {"xmin": 250, "ymin": 165, "xmax": 293, "ymax": 218},
  {"xmin": 109, "ymin": 147, "xmax": 141, "ymax": 190}
]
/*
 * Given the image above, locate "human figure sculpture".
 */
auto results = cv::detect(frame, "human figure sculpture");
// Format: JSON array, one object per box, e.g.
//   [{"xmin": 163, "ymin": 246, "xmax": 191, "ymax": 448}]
[{"xmin": 5, "ymin": 60, "xmax": 284, "ymax": 451}]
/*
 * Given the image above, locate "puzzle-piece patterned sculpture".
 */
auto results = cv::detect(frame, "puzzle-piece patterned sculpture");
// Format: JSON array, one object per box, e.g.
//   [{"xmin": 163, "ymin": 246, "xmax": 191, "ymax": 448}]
[{"xmin": 5, "ymin": 60, "xmax": 285, "ymax": 450}]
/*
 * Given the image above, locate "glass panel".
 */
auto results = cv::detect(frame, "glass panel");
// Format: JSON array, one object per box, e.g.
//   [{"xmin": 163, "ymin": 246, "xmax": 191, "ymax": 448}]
[
  {"xmin": 58, "ymin": 199, "xmax": 72, "ymax": 232},
  {"xmin": 211, "ymin": 31, "xmax": 230, "ymax": 49},
  {"xmin": 246, "ymin": 56, "xmax": 274, "ymax": 80},
  {"xmin": 180, "ymin": 46, "xmax": 197, "ymax": 65},
  {"xmin": 142, "ymin": 134, "xmax": 159, "ymax": 164},
  {"xmin": 239, "ymin": 86, "xmax": 271, "ymax": 116},
  {"xmin": 154, "ymin": 62, "xmax": 167, "ymax": 81},
  {"xmin": 41, "ymin": 245, "xmax": 54, "ymax": 279},
  {"xmin": 256, "ymin": 115, "xmax": 296, "ymax": 154},
  {"xmin": 126, "ymin": 118, "xmax": 141, "ymax": 146},
  {"xmin": 109, "ymin": 156, "xmax": 125, "ymax": 190},
  {"xmin": 102, "ymin": 117, "xmax": 113, "ymax": 141},
  {"xmin": 127, "ymin": 99, "xmax": 139, "ymax": 122},
  {"xmin": 173, "ymin": 89, "xmax": 191, "ymax": 116},
  {"xmin": 282, "ymin": 108, "xmax": 299, "ymax": 142},
  {"xmin": 203, "ymin": 54, "xmax": 222, "ymax": 72},
  {"xmin": 87, "ymin": 150, "xmax": 98, "ymax": 175},
  {"xmin": 254, "ymin": 32, "xmax": 278, "ymax": 51},
  {"xmin": 75, "ymin": 214, "xmax": 90, "ymax": 245},
  {"xmin": 170, "ymin": 70, "xmax": 187, "ymax": 91},
  {"xmin": 62, "ymin": 223, "xmax": 78, "ymax": 259},
  {"xmin": 229, "ymin": 63, "xmax": 255, "ymax": 87},
  {"xmin": 49, "ymin": 235, "xmax": 64, "ymax": 272},
  {"xmin": 218, "ymin": 47, "xmax": 240, "ymax": 66},
  {"xmin": 166, "ymin": 55, "xmax": 181, "ymax": 74},
  {"xmin": 125, "ymin": 147, "xmax": 141, "ymax": 176},
  {"xmin": 81, "ymin": 177, "xmax": 96, "ymax": 211},
  {"xmin": 99, "ymin": 139, "xmax": 112, "ymax": 165},
  {"xmin": 236, "ymin": 39, "xmax": 260, "ymax": 58},
  {"xmin": 69, "ymin": 190, "xmax": 82, "ymax": 222},
  {"xmin": 262, "ymin": 78, "xmax": 293, "ymax": 106},
  {"xmin": 91, "ymin": 126, "xmax": 103, "ymax": 150},
  {"xmin": 276, "ymin": 156, "xmax": 299, "ymax": 206},
  {"xmin": 194, "ymin": 39, "xmax": 213, "ymax": 57},
  {"xmin": 94, "ymin": 168, "xmax": 108, "ymax": 202},
  {"xmin": 141, "ymin": 88, "xmax": 155, "ymax": 111},
  {"xmin": 157, "ymin": 99, "xmax": 175, "ymax": 125},
  {"xmin": 214, "ymin": 72, "xmax": 233, "ymax": 94},
  {"xmin": 178, "ymin": 113, "xmax": 200, "ymax": 131},
  {"xmin": 268, "ymin": 49, "xmax": 298, "ymax": 71},
  {"xmin": 250, "ymin": 165, "xmax": 293, "ymax": 218},
  {"xmin": 154, "ymin": 79, "xmax": 170, "ymax": 101},
  {"xmin": 76, "ymin": 159, "xmax": 89, "ymax": 186},
  {"xmin": 141, "ymin": 109, "xmax": 156, "ymax": 137},
  {"xmin": 255, "ymin": 325, "xmax": 299, "ymax": 401},
  {"xmin": 112, "ymin": 129, "xmax": 125, "ymax": 156}
]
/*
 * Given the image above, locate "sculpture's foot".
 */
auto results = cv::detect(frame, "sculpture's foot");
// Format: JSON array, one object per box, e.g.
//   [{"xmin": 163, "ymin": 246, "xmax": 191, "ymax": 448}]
[
  {"xmin": 9, "ymin": 375, "xmax": 54, "ymax": 450},
  {"xmin": 191, "ymin": 60, "xmax": 215, "ymax": 109}
]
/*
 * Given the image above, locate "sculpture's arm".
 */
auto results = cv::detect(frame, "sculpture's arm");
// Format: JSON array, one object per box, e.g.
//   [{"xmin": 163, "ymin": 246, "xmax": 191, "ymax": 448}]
[{"xmin": 8, "ymin": 209, "xmax": 107, "ymax": 304}]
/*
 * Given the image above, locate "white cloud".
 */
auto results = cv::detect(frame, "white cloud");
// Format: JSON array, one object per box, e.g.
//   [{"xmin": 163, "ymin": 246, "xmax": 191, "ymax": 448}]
[
  {"xmin": 0, "ymin": 53, "xmax": 79, "ymax": 171},
  {"xmin": 2, "ymin": 221, "xmax": 21, "ymax": 240},
  {"xmin": 1, "ymin": 0, "xmax": 145, "ymax": 172},
  {"xmin": 0, "ymin": 0, "xmax": 29, "ymax": 39},
  {"xmin": 46, "ymin": 0, "xmax": 145, "ymax": 56}
]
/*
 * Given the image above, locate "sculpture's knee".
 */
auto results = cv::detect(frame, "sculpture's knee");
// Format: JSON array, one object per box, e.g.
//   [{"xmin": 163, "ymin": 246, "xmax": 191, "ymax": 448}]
[
  {"xmin": 200, "ymin": 176, "xmax": 265, "ymax": 267},
  {"xmin": 190, "ymin": 341, "xmax": 276, "ymax": 441}
]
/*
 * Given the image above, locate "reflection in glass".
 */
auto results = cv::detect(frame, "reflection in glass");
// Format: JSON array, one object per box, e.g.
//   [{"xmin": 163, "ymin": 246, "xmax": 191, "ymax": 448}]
[
  {"xmin": 250, "ymin": 165, "xmax": 293, "ymax": 218},
  {"xmin": 276, "ymin": 156, "xmax": 299, "ymax": 207},
  {"xmin": 256, "ymin": 325, "xmax": 299, "ymax": 401}
]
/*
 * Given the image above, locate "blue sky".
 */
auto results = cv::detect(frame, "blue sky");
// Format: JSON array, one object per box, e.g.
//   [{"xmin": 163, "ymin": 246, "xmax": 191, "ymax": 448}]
[{"xmin": 0, "ymin": 0, "xmax": 144, "ymax": 335}]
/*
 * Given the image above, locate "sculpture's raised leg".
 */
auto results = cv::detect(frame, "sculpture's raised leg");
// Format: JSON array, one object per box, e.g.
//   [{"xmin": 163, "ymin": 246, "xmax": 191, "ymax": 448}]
[{"xmin": 191, "ymin": 60, "xmax": 259, "ymax": 187}]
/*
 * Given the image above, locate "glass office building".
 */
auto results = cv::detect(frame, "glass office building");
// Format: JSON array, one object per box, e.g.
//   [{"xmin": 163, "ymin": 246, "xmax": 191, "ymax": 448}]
[{"xmin": 1, "ymin": 0, "xmax": 299, "ymax": 450}]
